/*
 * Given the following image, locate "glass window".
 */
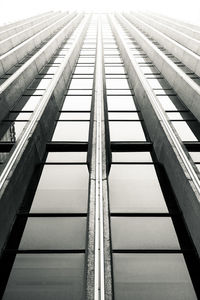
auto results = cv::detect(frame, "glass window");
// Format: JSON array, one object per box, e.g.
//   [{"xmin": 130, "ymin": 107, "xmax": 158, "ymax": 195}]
[
  {"xmin": 105, "ymin": 66, "xmax": 125, "ymax": 74},
  {"xmin": 107, "ymin": 96, "xmax": 136, "ymax": 111},
  {"xmin": 29, "ymin": 79, "xmax": 51, "ymax": 90},
  {"xmin": 147, "ymin": 78, "xmax": 171, "ymax": 89},
  {"xmin": 7, "ymin": 113, "xmax": 32, "ymax": 121},
  {"xmin": 113, "ymin": 253, "xmax": 197, "ymax": 300},
  {"xmin": 108, "ymin": 113, "xmax": 139, "ymax": 120},
  {"xmin": 106, "ymin": 79, "xmax": 129, "ymax": 89},
  {"xmin": 140, "ymin": 66, "xmax": 160, "ymax": 74},
  {"xmin": 157, "ymin": 95, "xmax": 185, "ymax": 111},
  {"xmin": 46, "ymin": 152, "xmax": 87, "ymax": 163},
  {"xmin": 167, "ymin": 112, "xmax": 194, "ymax": 120},
  {"xmin": 77, "ymin": 57, "xmax": 95, "ymax": 63},
  {"xmin": 0, "ymin": 122, "xmax": 27, "ymax": 142},
  {"xmin": 69, "ymin": 79, "xmax": 93, "ymax": 89},
  {"xmin": 14, "ymin": 96, "xmax": 41, "ymax": 111},
  {"xmin": 109, "ymin": 165, "xmax": 168, "ymax": 213},
  {"xmin": 104, "ymin": 57, "xmax": 122, "ymax": 63},
  {"xmin": 52, "ymin": 121, "xmax": 89, "ymax": 142},
  {"xmin": 189, "ymin": 152, "xmax": 200, "ymax": 163},
  {"xmin": 3, "ymin": 254, "xmax": 85, "ymax": 300},
  {"xmin": 171, "ymin": 121, "xmax": 198, "ymax": 141},
  {"xmin": 59, "ymin": 113, "xmax": 90, "ymax": 120},
  {"xmin": 30, "ymin": 165, "xmax": 88, "ymax": 213},
  {"xmin": 19, "ymin": 217, "xmax": 86, "ymax": 250},
  {"xmin": 111, "ymin": 217, "xmax": 180, "ymax": 249},
  {"xmin": 109, "ymin": 121, "xmax": 146, "ymax": 141},
  {"xmin": 112, "ymin": 152, "xmax": 152, "ymax": 162},
  {"xmin": 62, "ymin": 96, "xmax": 91, "ymax": 111},
  {"xmin": 74, "ymin": 66, "xmax": 94, "ymax": 74},
  {"xmin": 107, "ymin": 90, "xmax": 132, "ymax": 95}
]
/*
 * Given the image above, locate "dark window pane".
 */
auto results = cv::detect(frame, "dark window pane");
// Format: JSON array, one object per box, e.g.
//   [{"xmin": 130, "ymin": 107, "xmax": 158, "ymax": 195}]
[
  {"xmin": 113, "ymin": 253, "xmax": 197, "ymax": 300},
  {"xmin": 62, "ymin": 96, "xmax": 91, "ymax": 111},
  {"xmin": 107, "ymin": 96, "xmax": 136, "ymax": 110},
  {"xmin": 109, "ymin": 165, "xmax": 168, "ymax": 213},
  {"xmin": 111, "ymin": 217, "xmax": 180, "ymax": 250},
  {"xmin": 52, "ymin": 121, "xmax": 89, "ymax": 142},
  {"xmin": 19, "ymin": 217, "xmax": 86, "ymax": 250},
  {"xmin": 46, "ymin": 152, "xmax": 87, "ymax": 163},
  {"xmin": 109, "ymin": 122, "xmax": 146, "ymax": 141},
  {"xmin": 30, "ymin": 165, "xmax": 88, "ymax": 213},
  {"xmin": 3, "ymin": 254, "xmax": 85, "ymax": 300},
  {"xmin": 112, "ymin": 152, "xmax": 152, "ymax": 162},
  {"xmin": 171, "ymin": 121, "xmax": 198, "ymax": 141}
]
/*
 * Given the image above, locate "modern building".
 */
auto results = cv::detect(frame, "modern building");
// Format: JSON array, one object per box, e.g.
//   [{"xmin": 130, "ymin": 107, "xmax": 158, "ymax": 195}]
[{"xmin": 0, "ymin": 10, "xmax": 200, "ymax": 299}]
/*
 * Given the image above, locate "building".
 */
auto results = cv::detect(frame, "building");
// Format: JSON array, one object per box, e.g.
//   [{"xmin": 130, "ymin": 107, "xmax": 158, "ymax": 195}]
[{"xmin": 0, "ymin": 10, "xmax": 200, "ymax": 299}]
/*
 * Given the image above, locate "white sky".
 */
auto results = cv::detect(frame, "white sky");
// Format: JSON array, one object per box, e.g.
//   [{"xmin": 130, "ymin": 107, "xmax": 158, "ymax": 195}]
[{"xmin": 1, "ymin": 0, "xmax": 200, "ymax": 26}]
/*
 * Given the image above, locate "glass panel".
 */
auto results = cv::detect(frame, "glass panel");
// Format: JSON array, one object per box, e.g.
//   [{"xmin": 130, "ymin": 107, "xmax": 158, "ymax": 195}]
[
  {"xmin": 171, "ymin": 121, "xmax": 198, "ymax": 141},
  {"xmin": 58, "ymin": 113, "xmax": 90, "ymax": 120},
  {"xmin": 112, "ymin": 152, "xmax": 152, "ymax": 162},
  {"xmin": 29, "ymin": 79, "xmax": 51, "ymax": 90},
  {"xmin": 189, "ymin": 152, "xmax": 200, "ymax": 163},
  {"xmin": 106, "ymin": 79, "xmax": 129, "ymax": 89},
  {"xmin": 109, "ymin": 122, "xmax": 146, "ymax": 141},
  {"xmin": 7, "ymin": 113, "xmax": 32, "ymax": 121},
  {"xmin": 30, "ymin": 165, "xmax": 88, "ymax": 213},
  {"xmin": 62, "ymin": 96, "xmax": 91, "ymax": 111},
  {"xmin": 46, "ymin": 152, "xmax": 87, "ymax": 163},
  {"xmin": 157, "ymin": 95, "xmax": 184, "ymax": 111},
  {"xmin": 109, "ymin": 165, "xmax": 168, "ymax": 213},
  {"xmin": 105, "ymin": 67, "xmax": 126, "ymax": 74},
  {"xmin": 19, "ymin": 217, "xmax": 86, "ymax": 250},
  {"xmin": 108, "ymin": 113, "xmax": 139, "ymax": 120},
  {"xmin": 14, "ymin": 96, "xmax": 41, "ymax": 111},
  {"xmin": 69, "ymin": 79, "xmax": 93, "ymax": 89},
  {"xmin": 147, "ymin": 78, "xmax": 171, "ymax": 89},
  {"xmin": 0, "ymin": 122, "xmax": 27, "ymax": 142},
  {"xmin": 167, "ymin": 112, "xmax": 195, "ymax": 120},
  {"xmin": 3, "ymin": 254, "xmax": 85, "ymax": 300},
  {"xmin": 113, "ymin": 253, "xmax": 197, "ymax": 300},
  {"xmin": 52, "ymin": 122, "xmax": 89, "ymax": 142},
  {"xmin": 74, "ymin": 66, "xmax": 94, "ymax": 74},
  {"xmin": 107, "ymin": 96, "xmax": 136, "ymax": 110},
  {"xmin": 111, "ymin": 217, "xmax": 180, "ymax": 249}
]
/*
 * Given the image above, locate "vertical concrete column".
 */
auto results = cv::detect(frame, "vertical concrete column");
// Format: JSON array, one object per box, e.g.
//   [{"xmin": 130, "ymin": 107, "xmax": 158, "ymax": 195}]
[{"xmin": 86, "ymin": 16, "xmax": 112, "ymax": 300}]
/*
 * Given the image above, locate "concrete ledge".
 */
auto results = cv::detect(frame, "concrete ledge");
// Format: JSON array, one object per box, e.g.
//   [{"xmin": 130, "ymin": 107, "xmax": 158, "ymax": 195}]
[
  {"xmin": 144, "ymin": 12, "xmax": 200, "ymax": 41},
  {"xmin": 0, "ymin": 14, "xmax": 90, "ymax": 256},
  {"xmin": 116, "ymin": 14, "xmax": 200, "ymax": 128},
  {"xmin": 125, "ymin": 13, "xmax": 200, "ymax": 77},
  {"xmin": 130, "ymin": 12, "xmax": 200, "ymax": 56},
  {"xmin": 110, "ymin": 14, "xmax": 200, "ymax": 258},
  {"xmin": 0, "ymin": 12, "xmax": 81, "ymax": 123},
  {"xmin": 0, "ymin": 12, "xmax": 67, "ymax": 56},
  {"xmin": 0, "ymin": 12, "xmax": 74, "ymax": 75},
  {"xmin": 0, "ymin": 12, "xmax": 55, "ymax": 41}
]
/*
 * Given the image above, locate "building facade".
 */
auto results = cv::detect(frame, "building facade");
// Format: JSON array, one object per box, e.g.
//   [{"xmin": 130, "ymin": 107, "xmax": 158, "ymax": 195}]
[{"xmin": 0, "ymin": 11, "xmax": 200, "ymax": 299}]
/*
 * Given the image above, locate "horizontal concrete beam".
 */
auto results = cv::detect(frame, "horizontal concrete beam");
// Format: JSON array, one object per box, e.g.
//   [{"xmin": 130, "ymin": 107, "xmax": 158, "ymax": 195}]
[
  {"xmin": 143, "ymin": 12, "xmax": 200, "ymax": 41},
  {"xmin": 117, "ymin": 14, "xmax": 200, "ymax": 129},
  {"xmin": 124, "ymin": 13, "xmax": 200, "ymax": 78},
  {"xmin": 0, "ymin": 14, "xmax": 90, "ymax": 256},
  {"xmin": 0, "ymin": 12, "xmax": 81, "ymax": 123},
  {"xmin": 0, "ymin": 12, "xmax": 68, "ymax": 56},
  {"xmin": 130, "ymin": 12, "xmax": 200, "ymax": 56},
  {"xmin": 0, "ymin": 12, "xmax": 76, "ymax": 77},
  {"xmin": 0, "ymin": 11, "xmax": 55, "ymax": 41},
  {"xmin": 110, "ymin": 13, "xmax": 200, "ymax": 258}
]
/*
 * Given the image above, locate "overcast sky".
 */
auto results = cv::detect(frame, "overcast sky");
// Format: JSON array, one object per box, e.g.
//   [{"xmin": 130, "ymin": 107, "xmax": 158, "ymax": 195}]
[{"xmin": 1, "ymin": 0, "xmax": 200, "ymax": 26}]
